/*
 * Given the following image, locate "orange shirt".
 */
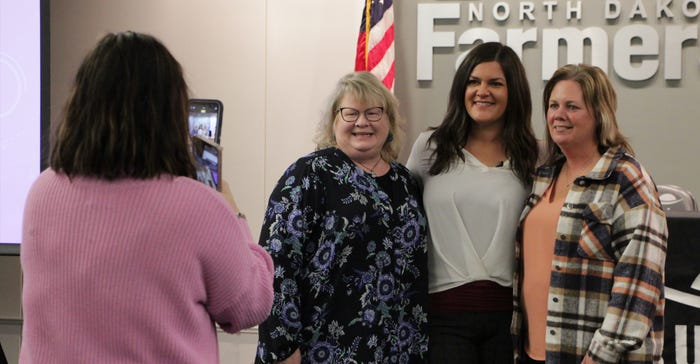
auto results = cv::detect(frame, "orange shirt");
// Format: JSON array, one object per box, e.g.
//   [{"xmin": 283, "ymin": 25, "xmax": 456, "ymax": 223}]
[{"xmin": 521, "ymin": 183, "xmax": 565, "ymax": 360}]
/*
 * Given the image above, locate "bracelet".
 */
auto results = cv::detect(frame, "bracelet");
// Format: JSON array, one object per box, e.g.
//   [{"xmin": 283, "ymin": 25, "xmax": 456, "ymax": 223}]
[{"xmin": 236, "ymin": 211, "xmax": 246, "ymax": 219}]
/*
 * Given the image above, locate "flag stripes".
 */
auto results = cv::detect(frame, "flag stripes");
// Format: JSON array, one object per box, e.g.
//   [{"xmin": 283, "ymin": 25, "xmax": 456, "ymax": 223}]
[{"xmin": 355, "ymin": 0, "xmax": 395, "ymax": 91}]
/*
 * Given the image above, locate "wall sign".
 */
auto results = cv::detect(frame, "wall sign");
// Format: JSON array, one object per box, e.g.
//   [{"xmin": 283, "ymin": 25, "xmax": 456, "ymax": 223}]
[{"xmin": 417, "ymin": 0, "xmax": 700, "ymax": 81}]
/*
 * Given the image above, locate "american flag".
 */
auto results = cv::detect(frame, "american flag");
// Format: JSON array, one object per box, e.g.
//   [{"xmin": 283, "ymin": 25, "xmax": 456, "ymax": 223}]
[{"xmin": 355, "ymin": 0, "xmax": 395, "ymax": 91}]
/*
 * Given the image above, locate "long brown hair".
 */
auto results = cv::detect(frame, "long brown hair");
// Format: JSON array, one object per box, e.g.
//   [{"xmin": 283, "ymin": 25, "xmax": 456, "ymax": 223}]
[
  {"xmin": 427, "ymin": 42, "xmax": 537, "ymax": 185},
  {"xmin": 51, "ymin": 31, "xmax": 196, "ymax": 179}
]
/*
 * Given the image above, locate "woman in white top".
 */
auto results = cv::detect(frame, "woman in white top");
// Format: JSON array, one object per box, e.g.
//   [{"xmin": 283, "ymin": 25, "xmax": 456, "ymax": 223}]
[{"xmin": 407, "ymin": 42, "xmax": 538, "ymax": 364}]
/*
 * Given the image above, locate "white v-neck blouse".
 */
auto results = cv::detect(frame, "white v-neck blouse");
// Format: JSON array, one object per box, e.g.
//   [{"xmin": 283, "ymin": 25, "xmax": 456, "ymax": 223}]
[{"xmin": 407, "ymin": 130, "xmax": 529, "ymax": 293}]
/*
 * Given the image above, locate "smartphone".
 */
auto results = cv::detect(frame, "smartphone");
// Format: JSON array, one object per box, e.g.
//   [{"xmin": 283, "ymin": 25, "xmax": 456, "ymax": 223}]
[
  {"xmin": 188, "ymin": 99, "xmax": 223, "ymax": 144},
  {"xmin": 192, "ymin": 134, "xmax": 223, "ymax": 191}
]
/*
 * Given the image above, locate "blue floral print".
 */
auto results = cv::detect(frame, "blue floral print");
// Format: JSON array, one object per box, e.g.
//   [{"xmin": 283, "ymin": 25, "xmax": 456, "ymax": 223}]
[{"xmin": 255, "ymin": 148, "xmax": 428, "ymax": 363}]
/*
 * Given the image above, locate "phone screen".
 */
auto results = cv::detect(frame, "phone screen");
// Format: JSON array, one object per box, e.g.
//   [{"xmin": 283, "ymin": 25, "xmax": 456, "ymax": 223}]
[
  {"xmin": 188, "ymin": 99, "xmax": 223, "ymax": 144},
  {"xmin": 192, "ymin": 136, "xmax": 222, "ymax": 191}
]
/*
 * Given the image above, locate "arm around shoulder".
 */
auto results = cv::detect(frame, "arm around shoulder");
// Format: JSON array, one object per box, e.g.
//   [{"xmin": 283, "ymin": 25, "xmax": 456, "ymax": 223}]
[{"xmin": 405, "ymin": 130, "xmax": 434, "ymax": 183}]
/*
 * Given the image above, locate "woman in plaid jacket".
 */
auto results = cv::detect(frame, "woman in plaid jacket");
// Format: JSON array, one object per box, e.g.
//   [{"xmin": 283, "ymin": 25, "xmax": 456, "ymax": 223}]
[{"xmin": 511, "ymin": 64, "xmax": 667, "ymax": 364}]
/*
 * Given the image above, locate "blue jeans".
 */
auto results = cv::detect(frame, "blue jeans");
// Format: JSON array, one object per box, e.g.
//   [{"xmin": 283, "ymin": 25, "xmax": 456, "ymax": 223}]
[{"xmin": 428, "ymin": 311, "xmax": 513, "ymax": 364}]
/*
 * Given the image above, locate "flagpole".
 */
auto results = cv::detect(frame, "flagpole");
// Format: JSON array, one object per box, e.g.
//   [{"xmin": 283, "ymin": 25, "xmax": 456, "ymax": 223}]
[{"xmin": 364, "ymin": 0, "xmax": 372, "ymax": 69}]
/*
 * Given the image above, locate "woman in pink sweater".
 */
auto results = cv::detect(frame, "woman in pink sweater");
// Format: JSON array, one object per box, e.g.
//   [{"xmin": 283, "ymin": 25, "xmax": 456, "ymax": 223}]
[{"xmin": 19, "ymin": 31, "xmax": 274, "ymax": 363}]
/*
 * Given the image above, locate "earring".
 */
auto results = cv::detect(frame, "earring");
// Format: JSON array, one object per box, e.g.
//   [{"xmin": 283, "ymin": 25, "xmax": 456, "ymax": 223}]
[{"xmin": 387, "ymin": 133, "xmax": 394, "ymax": 142}]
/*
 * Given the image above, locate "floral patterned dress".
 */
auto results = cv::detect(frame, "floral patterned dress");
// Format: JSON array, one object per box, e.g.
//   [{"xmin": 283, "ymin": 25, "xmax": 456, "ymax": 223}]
[{"xmin": 255, "ymin": 147, "xmax": 429, "ymax": 364}]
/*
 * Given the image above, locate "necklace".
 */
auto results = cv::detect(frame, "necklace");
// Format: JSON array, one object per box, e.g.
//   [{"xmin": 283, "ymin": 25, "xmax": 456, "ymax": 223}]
[
  {"xmin": 356, "ymin": 158, "xmax": 382, "ymax": 177},
  {"xmin": 563, "ymin": 164, "xmax": 575, "ymax": 188}
]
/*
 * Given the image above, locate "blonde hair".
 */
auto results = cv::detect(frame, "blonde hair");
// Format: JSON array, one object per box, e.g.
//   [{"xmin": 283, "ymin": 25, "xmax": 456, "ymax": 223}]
[
  {"xmin": 542, "ymin": 64, "xmax": 633, "ymax": 164},
  {"xmin": 314, "ymin": 71, "xmax": 404, "ymax": 161}
]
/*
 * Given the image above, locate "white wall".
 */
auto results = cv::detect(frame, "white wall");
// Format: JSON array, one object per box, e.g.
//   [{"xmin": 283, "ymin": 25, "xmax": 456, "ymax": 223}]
[
  {"xmin": 3, "ymin": 0, "xmax": 698, "ymax": 362},
  {"xmin": 49, "ymin": 0, "xmax": 363, "ymax": 239},
  {"xmin": 264, "ymin": 1, "xmax": 364, "ymax": 201},
  {"xmin": 0, "ymin": 1, "xmax": 363, "ymax": 363}
]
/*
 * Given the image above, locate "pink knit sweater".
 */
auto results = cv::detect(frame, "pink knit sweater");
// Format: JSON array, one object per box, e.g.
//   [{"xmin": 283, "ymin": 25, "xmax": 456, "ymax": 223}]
[{"xmin": 20, "ymin": 169, "xmax": 273, "ymax": 363}]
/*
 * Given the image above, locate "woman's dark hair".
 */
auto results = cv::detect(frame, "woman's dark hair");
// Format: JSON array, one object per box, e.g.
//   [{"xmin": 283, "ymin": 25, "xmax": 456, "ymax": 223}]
[
  {"xmin": 427, "ymin": 42, "xmax": 537, "ymax": 185},
  {"xmin": 51, "ymin": 31, "xmax": 196, "ymax": 179}
]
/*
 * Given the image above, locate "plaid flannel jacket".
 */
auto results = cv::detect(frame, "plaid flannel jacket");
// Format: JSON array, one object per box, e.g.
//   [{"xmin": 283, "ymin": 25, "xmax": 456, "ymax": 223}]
[{"xmin": 511, "ymin": 146, "xmax": 668, "ymax": 364}]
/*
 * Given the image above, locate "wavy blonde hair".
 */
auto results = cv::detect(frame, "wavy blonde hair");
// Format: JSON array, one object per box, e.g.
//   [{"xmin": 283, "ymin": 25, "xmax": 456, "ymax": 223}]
[{"xmin": 314, "ymin": 71, "xmax": 404, "ymax": 161}]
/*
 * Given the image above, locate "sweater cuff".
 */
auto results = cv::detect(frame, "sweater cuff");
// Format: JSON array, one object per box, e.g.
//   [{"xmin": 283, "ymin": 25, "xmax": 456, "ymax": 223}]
[{"xmin": 587, "ymin": 332, "xmax": 624, "ymax": 364}]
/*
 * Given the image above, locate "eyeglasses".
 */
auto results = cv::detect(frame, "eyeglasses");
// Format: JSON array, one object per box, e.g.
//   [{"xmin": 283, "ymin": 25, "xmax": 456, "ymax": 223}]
[{"xmin": 336, "ymin": 107, "xmax": 384, "ymax": 122}]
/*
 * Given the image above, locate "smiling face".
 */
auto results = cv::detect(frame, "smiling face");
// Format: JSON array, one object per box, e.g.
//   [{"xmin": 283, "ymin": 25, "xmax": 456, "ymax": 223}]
[
  {"xmin": 333, "ymin": 94, "xmax": 389, "ymax": 163},
  {"xmin": 546, "ymin": 79, "xmax": 599, "ymax": 153},
  {"xmin": 464, "ymin": 61, "xmax": 508, "ymax": 127}
]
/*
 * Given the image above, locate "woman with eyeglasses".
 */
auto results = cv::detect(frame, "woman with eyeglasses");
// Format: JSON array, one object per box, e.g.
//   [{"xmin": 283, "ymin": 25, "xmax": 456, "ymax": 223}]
[
  {"xmin": 255, "ymin": 71, "xmax": 429, "ymax": 363},
  {"xmin": 406, "ymin": 42, "xmax": 539, "ymax": 363}
]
